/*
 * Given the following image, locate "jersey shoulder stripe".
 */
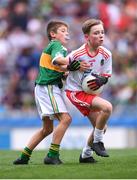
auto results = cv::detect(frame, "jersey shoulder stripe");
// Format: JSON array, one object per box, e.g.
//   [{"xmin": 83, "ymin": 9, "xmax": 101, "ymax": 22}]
[
  {"xmin": 73, "ymin": 45, "xmax": 86, "ymax": 55},
  {"xmin": 98, "ymin": 50, "xmax": 109, "ymax": 59},
  {"xmin": 99, "ymin": 46, "xmax": 112, "ymax": 57},
  {"xmin": 72, "ymin": 44, "xmax": 86, "ymax": 59},
  {"xmin": 73, "ymin": 51, "xmax": 87, "ymax": 60},
  {"xmin": 73, "ymin": 48, "xmax": 86, "ymax": 57}
]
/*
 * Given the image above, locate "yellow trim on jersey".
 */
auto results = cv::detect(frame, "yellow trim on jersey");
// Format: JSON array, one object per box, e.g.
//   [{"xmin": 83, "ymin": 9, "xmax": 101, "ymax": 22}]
[{"xmin": 40, "ymin": 53, "xmax": 63, "ymax": 72}]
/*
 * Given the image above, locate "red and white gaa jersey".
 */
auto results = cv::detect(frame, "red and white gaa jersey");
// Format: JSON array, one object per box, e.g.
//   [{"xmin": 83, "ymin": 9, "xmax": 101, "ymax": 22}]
[{"xmin": 65, "ymin": 43, "xmax": 112, "ymax": 91}]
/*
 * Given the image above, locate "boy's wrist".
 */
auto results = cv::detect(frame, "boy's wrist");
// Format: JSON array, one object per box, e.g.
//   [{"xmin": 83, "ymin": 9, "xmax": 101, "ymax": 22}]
[{"xmin": 67, "ymin": 60, "xmax": 80, "ymax": 71}]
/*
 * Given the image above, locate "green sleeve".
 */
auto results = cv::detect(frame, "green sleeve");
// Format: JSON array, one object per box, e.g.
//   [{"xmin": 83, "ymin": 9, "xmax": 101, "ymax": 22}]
[
  {"xmin": 43, "ymin": 40, "xmax": 66, "ymax": 59},
  {"xmin": 51, "ymin": 41, "xmax": 65, "ymax": 59}
]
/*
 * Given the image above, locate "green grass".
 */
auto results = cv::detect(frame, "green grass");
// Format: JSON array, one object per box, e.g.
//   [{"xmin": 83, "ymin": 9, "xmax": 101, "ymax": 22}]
[{"xmin": 0, "ymin": 149, "xmax": 137, "ymax": 179}]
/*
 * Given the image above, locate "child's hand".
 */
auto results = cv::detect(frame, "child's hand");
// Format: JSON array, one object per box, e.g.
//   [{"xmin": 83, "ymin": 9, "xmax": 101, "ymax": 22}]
[
  {"xmin": 79, "ymin": 61, "xmax": 90, "ymax": 72},
  {"xmin": 87, "ymin": 73, "xmax": 108, "ymax": 90},
  {"xmin": 67, "ymin": 60, "xmax": 80, "ymax": 71}
]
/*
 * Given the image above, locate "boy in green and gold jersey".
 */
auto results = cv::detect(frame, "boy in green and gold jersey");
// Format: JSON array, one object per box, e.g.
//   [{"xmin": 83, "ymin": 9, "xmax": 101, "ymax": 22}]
[
  {"xmin": 13, "ymin": 20, "xmax": 82, "ymax": 165},
  {"xmin": 36, "ymin": 40, "xmax": 67, "ymax": 87}
]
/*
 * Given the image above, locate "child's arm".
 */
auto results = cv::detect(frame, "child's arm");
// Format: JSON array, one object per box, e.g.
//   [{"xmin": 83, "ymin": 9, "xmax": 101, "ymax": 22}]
[
  {"xmin": 59, "ymin": 60, "xmax": 90, "ymax": 72},
  {"xmin": 53, "ymin": 57, "xmax": 69, "ymax": 65},
  {"xmin": 54, "ymin": 57, "xmax": 81, "ymax": 71},
  {"xmin": 57, "ymin": 60, "xmax": 81, "ymax": 72}
]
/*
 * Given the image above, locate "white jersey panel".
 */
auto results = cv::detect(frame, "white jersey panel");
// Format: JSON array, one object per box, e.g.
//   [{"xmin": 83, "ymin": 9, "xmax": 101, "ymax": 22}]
[{"xmin": 65, "ymin": 44, "xmax": 112, "ymax": 91}]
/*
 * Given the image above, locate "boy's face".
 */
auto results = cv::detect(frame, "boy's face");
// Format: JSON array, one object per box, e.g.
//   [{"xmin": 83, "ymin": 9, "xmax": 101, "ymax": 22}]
[
  {"xmin": 51, "ymin": 25, "xmax": 69, "ymax": 45},
  {"xmin": 85, "ymin": 24, "xmax": 104, "ymax": 48}
]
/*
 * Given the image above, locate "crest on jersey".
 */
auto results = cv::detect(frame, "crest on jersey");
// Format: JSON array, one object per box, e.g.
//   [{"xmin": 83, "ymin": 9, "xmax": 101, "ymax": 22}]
[
  {"xmin": 55, "ymin": 52, "xmax": 63, "ymax": 57},
  {"xmin": 101, "ymin": 59, "xmax": 104, "ymax": 66}
]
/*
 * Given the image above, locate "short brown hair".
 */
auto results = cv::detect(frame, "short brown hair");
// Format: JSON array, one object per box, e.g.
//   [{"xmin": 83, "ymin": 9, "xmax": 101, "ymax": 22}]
[
  {"xmin": 47, "ymin": 20, "xmax": 68, "ymax": 40},
  {"xmin": 82, "ymin": 19, "xmax": 103, "ymax": 34}
]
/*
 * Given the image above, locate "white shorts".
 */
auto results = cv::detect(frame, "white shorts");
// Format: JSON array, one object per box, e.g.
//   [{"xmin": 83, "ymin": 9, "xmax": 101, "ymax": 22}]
[{"xmin": 35, "ymin": 84, "xmax": 68, "ymax": 120}]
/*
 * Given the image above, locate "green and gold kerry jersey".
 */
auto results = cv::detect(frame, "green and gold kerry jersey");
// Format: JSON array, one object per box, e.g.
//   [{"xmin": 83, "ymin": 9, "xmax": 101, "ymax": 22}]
[{"xmin": 35, "ymin": 40, "xmax": 67, "ymax": 86}]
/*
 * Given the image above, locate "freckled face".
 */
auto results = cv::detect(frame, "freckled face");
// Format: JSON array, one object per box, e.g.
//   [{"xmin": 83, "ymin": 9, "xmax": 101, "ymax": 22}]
[{"xmin": 85, "ymin": 24, "xmax": 104, "ymax": 48}]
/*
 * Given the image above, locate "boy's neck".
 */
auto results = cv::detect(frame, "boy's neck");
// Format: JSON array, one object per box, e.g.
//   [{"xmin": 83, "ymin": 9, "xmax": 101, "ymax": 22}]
[
  {"xmin": 51, "ymin": 38, "xmax": 58, "ymax": 41},
  {"xmin": 86, "ymin": 43, "xmax": 99, "ymax": 57}
]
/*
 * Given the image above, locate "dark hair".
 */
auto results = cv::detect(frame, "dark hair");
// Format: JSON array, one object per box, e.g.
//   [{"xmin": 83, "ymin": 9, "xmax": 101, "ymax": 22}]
[
  {"xmin": 82, "ymin": 19, "xmax": 103, "ymax": 34},
  {"xmin": 47, "ymin": 20, "xmax": 68, "ymax": 40}
]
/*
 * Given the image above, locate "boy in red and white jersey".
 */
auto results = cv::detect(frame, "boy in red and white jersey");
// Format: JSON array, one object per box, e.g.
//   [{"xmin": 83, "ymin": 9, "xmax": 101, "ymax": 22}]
[{"xmin": 65, "ymin": 19, "xmax": 113, "ymax": 163}]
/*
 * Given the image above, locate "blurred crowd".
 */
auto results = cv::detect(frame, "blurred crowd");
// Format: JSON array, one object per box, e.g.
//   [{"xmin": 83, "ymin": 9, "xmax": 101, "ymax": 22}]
[{"xmin": 0, "ymin": 0, "xmax": 137, "ymax": 114}]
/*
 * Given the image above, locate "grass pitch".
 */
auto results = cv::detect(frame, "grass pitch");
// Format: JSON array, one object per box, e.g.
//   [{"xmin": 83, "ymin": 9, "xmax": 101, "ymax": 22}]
[{"xmin": 0, "ymin": 149, "xmax": 137, "ymax": 179}]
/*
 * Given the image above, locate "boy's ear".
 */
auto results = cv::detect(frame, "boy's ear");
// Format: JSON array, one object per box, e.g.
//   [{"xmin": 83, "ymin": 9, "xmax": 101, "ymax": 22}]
[
  {"xmin": 50, "ymin": 31, "xmax": 56, "ymax": 38},
  {"xmin": 84, "ymin": 34, "xmax": 89, "ymax": 41}
]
